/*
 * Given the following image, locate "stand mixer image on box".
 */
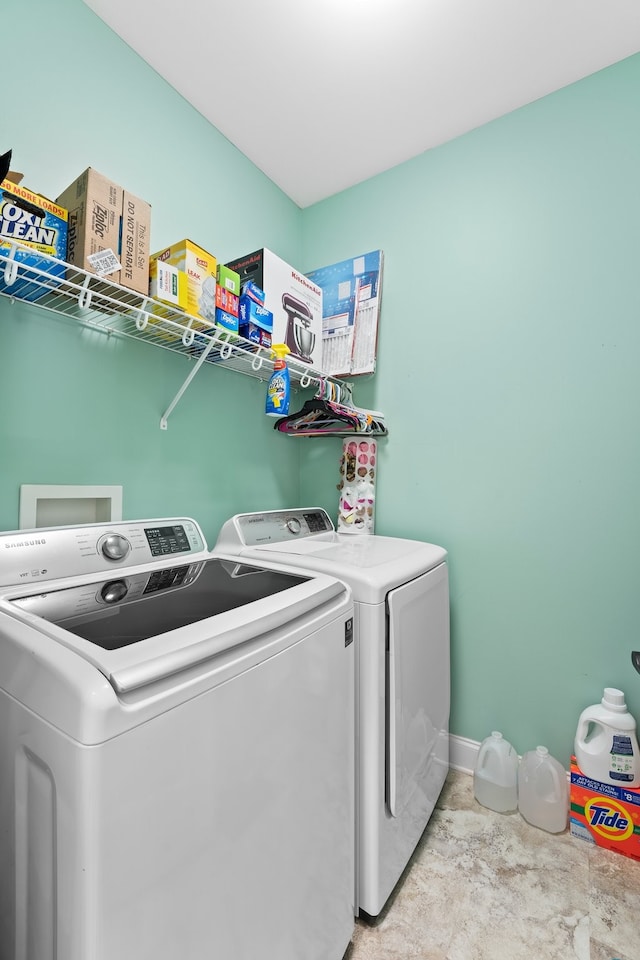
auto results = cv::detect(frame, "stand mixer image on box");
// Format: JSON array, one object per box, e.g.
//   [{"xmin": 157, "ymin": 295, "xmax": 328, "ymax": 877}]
[{"xmin": 283, "ymin": 293, "xmax": 315, "ymax": 364}]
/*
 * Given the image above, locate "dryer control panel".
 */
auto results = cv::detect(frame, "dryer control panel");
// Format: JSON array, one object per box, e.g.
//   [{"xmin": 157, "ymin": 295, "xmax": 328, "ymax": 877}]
[
  {"xmin": 0, "ymin": 518, "xmax": 208, "ymax": 588},
  {"xmin": 218, "ymin": 508, "xmax": 334, "ymax": 549}
]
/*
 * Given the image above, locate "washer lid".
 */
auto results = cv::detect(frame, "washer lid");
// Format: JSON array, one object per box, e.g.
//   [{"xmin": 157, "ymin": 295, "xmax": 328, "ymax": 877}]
[
  {"xmin": 3, "ymin": 556, "xmax": 348, "ymax": 695},
  {"xmin": 0, "ymin": 554, "xmax": 349, "ymax": 743},
  {"xmin": 10, "ymin": 557, "xmax": 310, "ymax": 650}
]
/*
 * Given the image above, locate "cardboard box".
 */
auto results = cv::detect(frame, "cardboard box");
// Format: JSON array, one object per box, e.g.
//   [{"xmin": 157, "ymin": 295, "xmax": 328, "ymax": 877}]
[
  {"xmin": 570, "ymin": 755, "xmax": 640, "ymax": 861},
  {"xmin": 120, "ymin": 190, "xmax": 151, "ymax": 294},
  {"xmin": 56, "ymin": 168, "xmax": 151, "ymax": 294},
  {"xmin": 226, "ymin": 248, "xmax": 323, "ymax": 368},
  {"xmin": 0, "ymin": 178, "xmax": 68, "ymax": 302},
  {"xmin": 306, "ymin": 249, "xmax": 383, "ymax": 378},
  {"xmin": 150, "ymin": 239, "xmax": 217, "ymax": 329}
]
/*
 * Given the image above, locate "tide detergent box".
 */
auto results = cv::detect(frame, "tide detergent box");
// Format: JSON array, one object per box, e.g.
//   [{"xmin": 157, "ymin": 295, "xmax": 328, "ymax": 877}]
[
  {"xmin": 150, "ymin": 239, "xmax": 217, "ymax": 330},
  {"xmin": 0, "ymin": 179, "xmax": 68, "ymax": 302},
  {"xmin": 570, "ymin": 755, "xmax": 640, "ymax": 861}
]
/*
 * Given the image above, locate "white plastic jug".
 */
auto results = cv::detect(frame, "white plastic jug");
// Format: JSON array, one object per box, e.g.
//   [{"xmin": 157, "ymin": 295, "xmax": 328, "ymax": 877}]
[
  {"xmin": 574, "ymin": 687, "xmax": 640, "ymax": 787},
  {"xmin": 517, "ymin": 746, "xmax": 568, "ymax": 833},
  {"xmin": 473, "ymin": 731, "xmax": 519, "ymax": 813}
]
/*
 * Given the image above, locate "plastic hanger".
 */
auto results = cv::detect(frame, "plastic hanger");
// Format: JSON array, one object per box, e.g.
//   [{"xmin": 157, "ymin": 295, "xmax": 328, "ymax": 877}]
[{"xmin": 274, "ymin": 379, "xmax": 387, "ymax": 436}]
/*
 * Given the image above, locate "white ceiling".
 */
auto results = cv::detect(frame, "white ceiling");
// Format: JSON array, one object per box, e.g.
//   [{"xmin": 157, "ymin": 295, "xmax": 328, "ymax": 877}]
[{"xmin": 82, "ymin": 0, "xmax": 640, "ymax": 208}]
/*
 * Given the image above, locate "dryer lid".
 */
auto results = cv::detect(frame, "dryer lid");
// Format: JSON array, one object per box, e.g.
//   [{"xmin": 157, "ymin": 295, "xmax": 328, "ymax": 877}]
[{"xmin": 216, "ymin": 509, "xmax": 447, "ymax": 603}]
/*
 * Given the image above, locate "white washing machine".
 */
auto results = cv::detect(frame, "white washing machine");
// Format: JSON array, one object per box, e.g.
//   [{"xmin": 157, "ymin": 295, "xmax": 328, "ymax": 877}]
[
  {"xmin": 0, "ymin": 517, "xmax": 355, "ymax": 960},
  {"xmin": 216, "ymin": 508, "xmax": 450, "ymax": 919}
]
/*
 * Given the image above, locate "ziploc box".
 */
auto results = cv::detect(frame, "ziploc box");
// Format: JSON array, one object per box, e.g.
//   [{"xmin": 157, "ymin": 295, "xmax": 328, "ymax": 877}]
[
  {"xmin": 150, "ymin": 239, "xmax": 217, "ymax": 329},
  {"xmin": 226, "ymin": 248, "xmax": 323, "ymax": 367},
  {"xmin": 215, "ymin": 308, "xmax": 239, "ymax": 333},
  {"xmin": 238, "ymin": 296, "xmax": 273, "ymax": 348},
  {"xmin": 56, "ymin": 168, "xmax": 151, "ymax": 294},
  {"xmin": 0, "ymin": 179, "xmax": 68, "ymax": 302},
  {"xmin": 570, "ymin": 755, "xmax": 640, "ymax": 861},
  {"xmin": 241, "ymin": 279, "xmax": 265, "ymax": 305}
]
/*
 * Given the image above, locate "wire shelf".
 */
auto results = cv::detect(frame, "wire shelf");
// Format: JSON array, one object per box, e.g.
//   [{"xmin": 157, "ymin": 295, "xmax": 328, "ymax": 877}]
[
  {"xmin": 0, "ymin": 240, "xmax": 340, "ymax": 388},
  {"xmin": 0, "ymin": 241, "xmax": 390, "ymax": 435}
]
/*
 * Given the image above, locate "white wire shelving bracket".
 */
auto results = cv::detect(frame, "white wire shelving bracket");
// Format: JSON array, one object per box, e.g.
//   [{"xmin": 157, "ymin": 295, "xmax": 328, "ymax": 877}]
[{"xmin": 0, "ymin": 241, "xmax": 343, "ymax": 429}]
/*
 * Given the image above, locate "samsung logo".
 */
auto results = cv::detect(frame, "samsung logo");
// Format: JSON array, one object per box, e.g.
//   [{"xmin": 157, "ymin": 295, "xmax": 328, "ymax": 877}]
[
  {"xmin": 5, "ymin": 539, "xmax": 47, "ymax": 548},
  {"xmin": 247, "ymin": 517, "xmax": 265, "ymax": 524}
]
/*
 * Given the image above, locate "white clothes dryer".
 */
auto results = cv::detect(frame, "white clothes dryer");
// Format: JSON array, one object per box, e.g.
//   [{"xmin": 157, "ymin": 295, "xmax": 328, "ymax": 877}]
[
  {"xmin": 0, "ymin": 517, "xmax": 355, "ymax": 960},
  {"xmin": 216, "ymin": 508, "xmax": 450, "ymax": 919}
]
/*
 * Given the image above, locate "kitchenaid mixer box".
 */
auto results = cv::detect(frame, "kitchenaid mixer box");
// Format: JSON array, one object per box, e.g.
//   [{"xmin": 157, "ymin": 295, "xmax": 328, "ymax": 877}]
[{"xmin": 226, "ymin": 248, "xmax": 323, "ymax": 367}]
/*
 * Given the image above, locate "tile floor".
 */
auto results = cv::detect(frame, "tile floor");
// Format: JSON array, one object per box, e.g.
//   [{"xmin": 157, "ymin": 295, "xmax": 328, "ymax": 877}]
[{"xmin": 346, "ymin": 769, "xmax": 640, "ymax": 960}]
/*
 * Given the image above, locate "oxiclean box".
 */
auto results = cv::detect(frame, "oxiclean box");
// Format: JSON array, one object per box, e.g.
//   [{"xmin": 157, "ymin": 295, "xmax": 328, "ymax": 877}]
[{"xmin": 0, "ymin": 179, "xmax": 68, "ymax": 302}]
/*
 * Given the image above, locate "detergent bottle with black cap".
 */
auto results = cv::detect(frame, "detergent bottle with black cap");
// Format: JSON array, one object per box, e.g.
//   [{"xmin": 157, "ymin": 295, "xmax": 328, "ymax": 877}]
[{"xmin": 265, "ymin": 343, "xmax": 291, "ymax": 417}]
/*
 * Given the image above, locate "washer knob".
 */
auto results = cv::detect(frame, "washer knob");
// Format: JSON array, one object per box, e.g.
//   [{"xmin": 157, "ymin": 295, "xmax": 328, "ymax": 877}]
[
  {"xmin": 99, "ymin": 533, "xmax": 131, "ymax": 562},
  {"xmin": 286, "ymin": 517, "xmax": 302, "ymax": 535},
  {"xmin": 100, "ymin": 580, "xmax": 128, "ymax": 604}
]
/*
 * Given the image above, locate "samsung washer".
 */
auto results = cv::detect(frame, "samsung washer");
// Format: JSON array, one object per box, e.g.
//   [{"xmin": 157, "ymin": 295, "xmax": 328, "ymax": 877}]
[
  {"xmin": 0, "ymin": 517, "xmax": 355, "ymax": 960},
  {"xmin": 216, "ymin": 508, "xmax": 450, "ymax": 919}
]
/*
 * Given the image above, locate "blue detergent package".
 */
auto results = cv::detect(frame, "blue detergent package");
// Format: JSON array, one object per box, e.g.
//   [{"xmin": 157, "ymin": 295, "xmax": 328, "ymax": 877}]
[{"xmin": 0, "ymin": 180, "xmax": 68, "ymax": 302}]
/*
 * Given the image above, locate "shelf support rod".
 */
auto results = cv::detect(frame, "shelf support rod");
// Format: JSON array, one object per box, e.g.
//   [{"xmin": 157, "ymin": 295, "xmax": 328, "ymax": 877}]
[{"xmin": 160, "ymin": 336, "xmax": 219, "ymax": 430}]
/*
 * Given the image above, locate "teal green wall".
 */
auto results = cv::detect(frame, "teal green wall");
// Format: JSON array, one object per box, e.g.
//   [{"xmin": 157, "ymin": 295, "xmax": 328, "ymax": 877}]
[
  {"xmin": 4, "ymin": 0, "xmax": 640, "ymax": 765},
  {"xmin": 301, "ymin": 54, "xmax": 640, "ymax": 763},
  {"xmin": 1, "ymin": 0, "xmax": 304, "ymax": 545}
]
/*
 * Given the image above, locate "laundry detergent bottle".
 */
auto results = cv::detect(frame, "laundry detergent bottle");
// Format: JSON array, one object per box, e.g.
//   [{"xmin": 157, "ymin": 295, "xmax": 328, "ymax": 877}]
[
  {"xmin": 265, "ymin": 343, "xmax": 291, "ymax": 417},
  {"xmin": 574, "ymin": 687, "xmax": 640, "ymax": 786},
  {"xmin": 518, "ymin": 746, "xmax": 568, "ymax": 834},
  {"xmin": 473, "ymin": 731, "xmax": 519, "ymax": 813}
]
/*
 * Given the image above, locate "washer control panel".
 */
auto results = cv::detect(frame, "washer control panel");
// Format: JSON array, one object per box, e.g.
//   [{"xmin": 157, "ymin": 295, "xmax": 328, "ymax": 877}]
[{"xmin": 0, "ymin": 518, "xmax": 207, "ymax": 588}]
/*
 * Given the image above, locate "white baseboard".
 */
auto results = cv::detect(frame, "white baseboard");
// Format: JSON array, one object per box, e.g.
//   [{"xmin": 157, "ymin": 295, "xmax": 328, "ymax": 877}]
[{"xmin": 449, "ymin": 734, "xmax": 480, "ymax": 775}]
